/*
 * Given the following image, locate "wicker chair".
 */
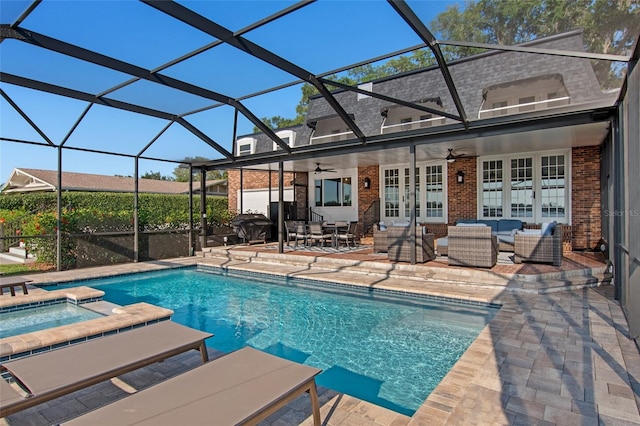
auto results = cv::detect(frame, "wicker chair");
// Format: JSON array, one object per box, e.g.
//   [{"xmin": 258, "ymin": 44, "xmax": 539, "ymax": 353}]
[
  {"xmin": 514, "ymin": 224, "xmax": 563, "ymax": 266},
  {"xmin": 447, "ymin": 225, "xmax": 498, "ymax": 268},
  {"xmin": 387, "ymin": 226, "xmax": 436, "ymax": 263},
  {"xmin": 373, "ymin": 227, "xmax": 388, "ymax": 253}
]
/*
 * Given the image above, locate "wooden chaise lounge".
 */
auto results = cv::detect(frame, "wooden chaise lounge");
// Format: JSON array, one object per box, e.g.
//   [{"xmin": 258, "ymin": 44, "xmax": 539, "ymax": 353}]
[
  {"xmin": 63, "ymin": 346, "xmax": 322, "ymax": 426},
  {"xmin": 0, "ymin": 321, "xmax": 212, "ymax": 418}
]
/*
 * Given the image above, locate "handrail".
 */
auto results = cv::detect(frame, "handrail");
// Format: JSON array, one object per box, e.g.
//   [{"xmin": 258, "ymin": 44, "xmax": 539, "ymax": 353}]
[
  {"xmin": 362, "ymin": 198, "xmax": 380, "ymax": 236},
  {"xmin": 308, "ymin": 208, "xmax": 323, "ymax": 223}
]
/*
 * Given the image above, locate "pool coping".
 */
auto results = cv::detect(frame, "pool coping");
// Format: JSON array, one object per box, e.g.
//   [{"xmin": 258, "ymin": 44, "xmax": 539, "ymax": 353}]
[
  {"xmin": 3, "ymin": 257, "xmax": 638, "ymax": 425},
  {"xmin": 0, "ymin": 285, "xmax": 174, "ymax": 361}
]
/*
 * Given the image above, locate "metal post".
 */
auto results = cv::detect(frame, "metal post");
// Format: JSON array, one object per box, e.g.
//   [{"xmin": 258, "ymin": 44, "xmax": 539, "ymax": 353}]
[
  {"xmin": 134, "ymin": 157, "xmax": 139, "ymax": 263},
  {"xmin": 409, "ymin": 144, "xmax": 417, "ymax": 264},
  {"xmin": 239, "ymin": 169, "xmax": 244, "ymax": 214},
  {"xmin": 56, "ymin": 146, "xmax": 62, "ymax": 271},
  {"xmin": 200, "ymin": 168, "xmax": 207, "ymax": 249},
  {"xmin": 278, "ymin": 161, "xmax": 284, "ymax": 253},
  {"xmin": 189, "ymin": 165, "xmax": 194, "ymax": 255}
]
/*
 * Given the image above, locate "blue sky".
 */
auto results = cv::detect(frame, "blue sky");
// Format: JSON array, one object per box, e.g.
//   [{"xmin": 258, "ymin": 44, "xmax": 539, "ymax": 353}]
[{"xmin": 0, "ymin": 0, "xmax": 458, "ymax": 181}]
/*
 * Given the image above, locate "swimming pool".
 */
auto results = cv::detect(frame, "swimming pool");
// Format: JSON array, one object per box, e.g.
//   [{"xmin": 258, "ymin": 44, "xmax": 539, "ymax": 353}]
[
  {"xmin": 0, "ymin": 303, "xmax": 104, "ymax": 339},
  {"xmin": 53, "ymin": 267, "xmax": 498, "ymax": 416}
]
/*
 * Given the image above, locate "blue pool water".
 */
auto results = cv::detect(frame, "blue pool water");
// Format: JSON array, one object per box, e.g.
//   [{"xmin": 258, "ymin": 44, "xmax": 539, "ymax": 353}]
[
  {"xmin": 54, "ymin": 267, "xmax": 498, "ymax": 415},
  {"xmin": 0, "ymin": 304, "xmax": 104, "ymax": 338}
]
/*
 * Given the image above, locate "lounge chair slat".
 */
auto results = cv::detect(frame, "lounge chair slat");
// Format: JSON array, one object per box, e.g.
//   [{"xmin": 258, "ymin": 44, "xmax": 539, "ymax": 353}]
[
  {"xmin": 63, "ymin": 346, "xmax": 322, "ymax": 426},
  {"xmin": 0, "ymin": 321, "xmax": 212, "ymax": 418}
]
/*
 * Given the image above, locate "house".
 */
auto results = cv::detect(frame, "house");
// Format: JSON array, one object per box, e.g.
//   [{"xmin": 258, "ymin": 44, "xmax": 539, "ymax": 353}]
[
  {"xmin": 227, "ymin": 30, "xmax": 617, "ymax": 252},
  {"xmin": 0, "ymin": 168, "xmax": 228, "ymax": 196}
]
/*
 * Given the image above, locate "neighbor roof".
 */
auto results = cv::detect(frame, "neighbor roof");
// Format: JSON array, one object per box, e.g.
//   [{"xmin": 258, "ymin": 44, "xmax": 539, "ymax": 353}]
[{"xmin": 0, "ymin": 168, "xmax": 227, "ymax": 195}]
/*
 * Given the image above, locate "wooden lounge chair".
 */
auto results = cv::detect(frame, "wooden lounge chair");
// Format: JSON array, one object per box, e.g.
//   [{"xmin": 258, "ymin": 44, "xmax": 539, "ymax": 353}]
[
  {"xmin": 63, "ymin": 346, "xmax": 322, "ymax": 426},
  {"xmin": 0, "ymin": 321, "xmax": 212, "ymax": 418}
]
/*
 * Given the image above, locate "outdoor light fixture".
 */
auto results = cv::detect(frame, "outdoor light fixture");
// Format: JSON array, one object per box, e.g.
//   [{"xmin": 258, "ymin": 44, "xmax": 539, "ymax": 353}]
[
  {"xmin": 363, "ymin": 177, "xmax": 371, "ymax": 189},
  {"xmin": 446, "ymin": 150, "xmax": 456, "ymax": 163},
  {"xmin": 456, "ymin": 170, "xmax": 465, "ymax": 184}
]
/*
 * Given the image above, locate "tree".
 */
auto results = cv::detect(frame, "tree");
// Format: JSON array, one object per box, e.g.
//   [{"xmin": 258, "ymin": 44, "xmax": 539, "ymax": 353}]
[
  {"xmin": 141, "ymin": 171, "xmax": 174, "ymax": 181},
  {"xmin": 173, "ymin": 157, "xmax": 228, "ymax": 182},
  {"xmin": 429, "ymin": 0, "xmax": 639, "ymax": 88},
  {"xmin": 259, "ymin": 0, "xmax": 637, "ymax": 128}
]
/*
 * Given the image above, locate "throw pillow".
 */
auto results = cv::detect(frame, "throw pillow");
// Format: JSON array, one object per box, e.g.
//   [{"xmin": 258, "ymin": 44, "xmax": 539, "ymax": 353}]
[{"xmin": 541, "ymin": 221, "xmax": 557, "ymax": 236}]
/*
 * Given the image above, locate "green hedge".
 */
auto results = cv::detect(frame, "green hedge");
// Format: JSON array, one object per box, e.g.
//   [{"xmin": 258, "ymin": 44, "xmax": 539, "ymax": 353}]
[
  {"xmin": 0, "ymin": 192, "xmax": 231, "ymax": 269},
  {"xmin": 0, "ymin": 192, "xmax": 231, "ymax": 228}
]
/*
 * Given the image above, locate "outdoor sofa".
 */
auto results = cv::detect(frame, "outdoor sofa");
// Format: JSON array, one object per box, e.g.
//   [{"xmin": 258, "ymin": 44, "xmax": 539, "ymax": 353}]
[{"xmin": 436, "ymin": 219, "xmax": 523, "ymax": 256}]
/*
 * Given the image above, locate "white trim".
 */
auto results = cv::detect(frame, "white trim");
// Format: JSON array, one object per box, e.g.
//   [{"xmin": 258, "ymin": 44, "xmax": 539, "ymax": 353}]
[
  {"xmin": 379, "ymin": 160, "xmax": 448, "ymax": 224},
  {"xmin": 272, "ymin": 130, "xmax": 296, "ymax": 151},
  {"xmin": 476, "ymin": 149, "xmax": 571, "ymax": 224},
  {"xmin": 236, "ymin": 137, "xmax": 256, "ymax": 156}
]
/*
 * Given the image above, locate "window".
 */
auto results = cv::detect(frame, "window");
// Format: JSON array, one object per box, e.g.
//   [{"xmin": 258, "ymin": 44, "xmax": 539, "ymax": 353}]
[
  {"xmin": 404, "ymin": 168, "xmax": 420, "ymax": 217},
  {"xmin": 382, "ymin": 163, "xmax": 446, "ymax": 223},
  {"xmin": 518, "ymin": 96, "xmax": 536, "ymax": 112},
  {"xmin": 540, "ymin": 155, "xmax": 566, "ymax": 218},
  {"xmin": 492, "ymin": 101, "xmax": 508, "ymax": 116},
  {"xmin": 419, "ymin": 114, "xmax": 433, "ymax": 127},
  {"xmin": 479, "ymin": 151, "xmax": 569, "ymax": 222},
  {"xmin": 315, "ymin": 177, "xmax": 352, "ymax": 207},
  {"xmin": 236, "ymin": 137, "xmax": 255, "ymax": 156},
  {"xmin": 384, "ymin": 169, "xmax": 400, "ymax": 217},
  {"xmin": 479, "ymin": 74, "xmax": 570, "ymax": 118},
  {"xmin": 425, "ymin": 165, "xmax": 444, "ymax": 218},
  {"xmin": 482, "ymin": 160, "xmax": 503, "ymax": 217},
  {"xmin": 273, "ymin": 130, "xmax": 295, "ymax": 151}
]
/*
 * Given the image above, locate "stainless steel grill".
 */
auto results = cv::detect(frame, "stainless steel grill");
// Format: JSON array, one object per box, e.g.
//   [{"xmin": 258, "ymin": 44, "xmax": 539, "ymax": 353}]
[{"xmin": 230, "ymin": 214, "xmax": 272, "ymax": 244}]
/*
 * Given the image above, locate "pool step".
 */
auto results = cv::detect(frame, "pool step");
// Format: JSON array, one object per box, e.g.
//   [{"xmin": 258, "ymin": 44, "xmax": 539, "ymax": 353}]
[
  {"xmin": 81, "ymin": 301, "xmax": 121, "ymax": 316},
  {"xmin": 202, "ymin": 247, "xmax": 610, "ymax": 293}
]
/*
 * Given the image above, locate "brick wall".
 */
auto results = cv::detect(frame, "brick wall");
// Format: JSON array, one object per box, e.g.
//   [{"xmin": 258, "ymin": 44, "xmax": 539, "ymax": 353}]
[
  {"xmin": 227, "ymin": 169, "xmax": 301, "ymax": 215},
  {"xmin": 571, "ymin": 145, "xmax": 602, "ymax": 250},
  {"xmin": 447, "ymin": 157, "xmax": 477, "ymax": 225},
  {"xmin": 358, "ymin": 165, "xmax": 380, "ymax": 236}
]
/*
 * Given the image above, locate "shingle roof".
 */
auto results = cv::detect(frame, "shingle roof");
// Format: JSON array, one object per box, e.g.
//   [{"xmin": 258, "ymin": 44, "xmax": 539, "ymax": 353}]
[{"xmin": 1, "ymin": 168, "xmax": 227, "ymax": 195}]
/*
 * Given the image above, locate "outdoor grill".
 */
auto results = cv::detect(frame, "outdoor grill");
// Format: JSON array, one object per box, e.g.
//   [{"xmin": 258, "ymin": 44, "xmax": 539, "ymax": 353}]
[{"xmin": 230, "ymin": 214, "xmax": 273, "ymax": 244}]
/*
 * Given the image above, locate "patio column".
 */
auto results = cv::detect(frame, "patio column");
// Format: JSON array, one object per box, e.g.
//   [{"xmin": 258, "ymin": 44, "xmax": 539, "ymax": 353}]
[
  {"xmin": 278, "ymin": 161, "xmax": 284, "ymax": 253},
  {"xmin": 134, "ymin": 157, "xmax": 139, "ymax": 262},
  {"xmin": 56, "ymin": 146, "xmax": 62, "ymax": 272},
  {"xmin": 189, "ymin": 165, "xmax": 194, "ymax": 255},
  {"xmin": 200, "ymin": 168, "xmax": 207, "ymax": 249},
  {"xmin": 409, "ymin": 144, "xmax": 417, "ymax": 264}
]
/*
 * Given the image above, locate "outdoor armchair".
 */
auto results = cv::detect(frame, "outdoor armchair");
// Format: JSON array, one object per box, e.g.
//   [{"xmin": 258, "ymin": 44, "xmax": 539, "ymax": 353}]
[
  {"xmin": 447, "ymin": 225, "xmax": 498, "ymax": 268},
  {"xmin": 514, "ymin": 222, "xmax": 563, "ymax": 266},
  {"xmin": 387, "ymin": 225, "xmax": 435, "ymax": 263}
]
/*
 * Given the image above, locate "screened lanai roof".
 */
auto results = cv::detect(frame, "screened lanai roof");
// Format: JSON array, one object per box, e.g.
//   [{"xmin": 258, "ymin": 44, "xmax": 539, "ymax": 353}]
[{"xmin": 1, "ymin": 0, "xmax": 637, "ymax": 176}]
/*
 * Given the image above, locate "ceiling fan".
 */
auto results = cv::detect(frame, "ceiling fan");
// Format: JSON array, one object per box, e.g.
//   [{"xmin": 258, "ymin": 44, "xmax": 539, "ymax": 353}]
[
  {"xmin": 314, "ymin": 163, "xmax": 337, "ymax": 173},
  {"xmin": 445, "ymin": 148, "xmax": 475, "ymax": 163}
]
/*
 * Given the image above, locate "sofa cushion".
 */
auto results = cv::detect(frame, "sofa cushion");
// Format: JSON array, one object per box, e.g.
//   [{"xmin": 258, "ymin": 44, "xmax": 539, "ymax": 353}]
[
  {"xmin": 455, "ymin": 219, "xmax": 478, "ymax": 225},
  {"xmin": 457, "ymin": 222, "xmax": 486, "ymax": 227},
  {"xmin": 497, "ymin": 235, "xmax": 515, "ymax": 245},
  {"xmin": 477, "ymin": 220, "xmax": 498, "ymax": 233},
  {"xmin": 541, "ymin": 221, "xmax": 557, "ymax": 236},
  {"xmin": 517, "ymin": 229, "xmax": 541, "ymax": 235},
  {"xmin": 497, "ymin": 219, "xmax": 523, "ymax": 233}
]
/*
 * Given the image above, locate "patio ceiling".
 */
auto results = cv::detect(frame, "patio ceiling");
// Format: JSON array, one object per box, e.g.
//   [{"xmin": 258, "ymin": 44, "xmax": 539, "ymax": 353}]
[{"xmin": 0, "ymin": 0, "xmax": 634, "ymax": 175}]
